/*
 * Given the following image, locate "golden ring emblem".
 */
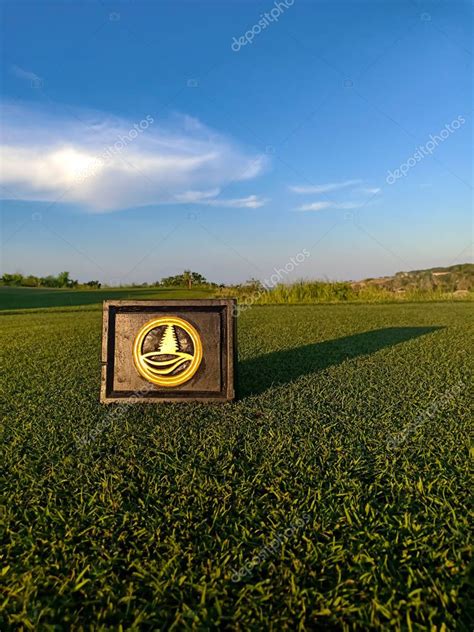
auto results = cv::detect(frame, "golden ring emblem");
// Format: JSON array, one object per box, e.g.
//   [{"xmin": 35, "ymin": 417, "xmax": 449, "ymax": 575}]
[{"xmin": 133, "ymin": 316, "xmax": 203, "ymax": 387}]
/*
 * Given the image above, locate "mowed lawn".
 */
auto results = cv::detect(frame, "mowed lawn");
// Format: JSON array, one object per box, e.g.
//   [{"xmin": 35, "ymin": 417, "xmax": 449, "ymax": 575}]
[
  {"xmin": 0, "ymin": 286, "xmax": 215, "ymax": 312},
  {"xmin": 1, "ymin": 301, "xmax": 472, "ymax": 629}
]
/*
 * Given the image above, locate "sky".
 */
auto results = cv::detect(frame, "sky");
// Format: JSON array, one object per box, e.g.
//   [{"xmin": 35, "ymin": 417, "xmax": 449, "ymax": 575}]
[{"xmin": 0, "ymin": 0, "xmax": 472, "ymax": 285}]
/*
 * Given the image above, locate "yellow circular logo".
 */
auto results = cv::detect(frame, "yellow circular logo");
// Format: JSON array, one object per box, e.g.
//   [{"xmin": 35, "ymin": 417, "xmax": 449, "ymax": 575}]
[{"xmin": 133, "ymin": 316, "xmax": 203, "ymax": 387}]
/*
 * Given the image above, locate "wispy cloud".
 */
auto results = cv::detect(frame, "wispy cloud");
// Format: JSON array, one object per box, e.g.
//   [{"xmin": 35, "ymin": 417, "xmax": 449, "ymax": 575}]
[
  {"xmin": 291, "ymin": 178, "xmax": 380, "ymax": 211},
  {"xmin": 357, "ymin": 187, "xmax": 381, "ymax": 195},
  {"xmin": 206, "ymin": 194, "xmax": 267, "ymax": 208},
  {"xmin": 289, "ymin": 179, "xmax": 363, "ymax": 194},
  {"xmin": 174, "ymin": 188, "xmax": 221, "ymax": 203},
  {"xmin": 296, "ymin": 200, "xmax": 364, "ymax": 212},
  {"xmin": 174, "ymin": 190, "xmax": 267, "ymax": 208},
  {"xmin": 0, "ymin": 102, "xmax": 267, "ymax": 212},
  {"xmin": 10, "ymin": 64, "xmax": 42, "ymax": 84},
  {"xmin": 296, "ymin": 201, "xmax": 331, "ymax": 212}
]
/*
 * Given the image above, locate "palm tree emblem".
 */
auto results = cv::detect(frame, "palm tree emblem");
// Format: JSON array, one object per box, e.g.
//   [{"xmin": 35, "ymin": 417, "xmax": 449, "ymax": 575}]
[
  {"xmin": 141, "ymin": 324, "xmax": 194, "ymax": 376},
  {"xmin": 133, "ymin": 316, "xmax": 203, "ymax": 387}
]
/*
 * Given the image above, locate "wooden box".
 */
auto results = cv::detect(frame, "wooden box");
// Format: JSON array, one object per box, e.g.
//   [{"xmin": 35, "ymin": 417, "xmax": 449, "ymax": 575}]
[{"xmin": 101, "ymin": 299, "xmax": 236, "ymax": 403}]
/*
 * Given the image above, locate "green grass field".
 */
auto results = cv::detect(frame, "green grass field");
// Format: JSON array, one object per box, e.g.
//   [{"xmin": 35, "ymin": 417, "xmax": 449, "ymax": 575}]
[
  {"xmin": 0, "ymin": 286, "xmax": 215, "ymax": 312},
  {"xmin": 1, "ymin": 297, "xmax": 472, "ymax": 629}
]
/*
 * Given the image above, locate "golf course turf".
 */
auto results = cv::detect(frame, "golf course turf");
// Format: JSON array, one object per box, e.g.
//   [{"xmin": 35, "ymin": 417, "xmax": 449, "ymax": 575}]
[{"xmin": 1, "ymin": 299, "xmax": 472, "ymax": 629}]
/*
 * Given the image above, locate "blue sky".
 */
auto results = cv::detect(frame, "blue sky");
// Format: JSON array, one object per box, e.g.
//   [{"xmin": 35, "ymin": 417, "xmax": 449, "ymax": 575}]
[{"xmin": 1, "ymin": 0, "xmax": 472, "ymax": 284}]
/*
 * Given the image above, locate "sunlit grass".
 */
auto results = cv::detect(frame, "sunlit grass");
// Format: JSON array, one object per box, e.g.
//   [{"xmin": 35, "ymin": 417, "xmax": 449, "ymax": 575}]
[{"xmin": 1, "ymin": 303, "xmax": 472, "ymax": 629}]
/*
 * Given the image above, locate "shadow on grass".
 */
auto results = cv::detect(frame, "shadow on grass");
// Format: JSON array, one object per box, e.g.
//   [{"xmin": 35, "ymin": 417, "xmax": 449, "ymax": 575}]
[{"xmin": 238, "ymin": 326, "xmax": 442, "ymax": 398}]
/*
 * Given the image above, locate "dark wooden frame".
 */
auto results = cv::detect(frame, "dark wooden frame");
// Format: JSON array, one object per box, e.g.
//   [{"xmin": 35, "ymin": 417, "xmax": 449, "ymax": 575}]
[{"xmin": 100, "ymin": 299, "xmax": 237, "ymax": 403}]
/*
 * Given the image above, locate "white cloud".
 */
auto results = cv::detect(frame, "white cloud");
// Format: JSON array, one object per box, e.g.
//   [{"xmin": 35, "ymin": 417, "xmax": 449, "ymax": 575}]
[
  {"xmin": 357, "ymin": 187, "xmax": 381, "ymax": 195},
  {"xmin": 174, "ymin": 188, "xmax": 221, "ymax": 203},
  {"xmin": 292, "ymin": 179, "xmax": 381, "ymax": 211},
  {"xmin": 289, "ymin": 179, "xmax": 362, "ymax": 194},
  {"xmin": 296, "ymin": 200, "xmax": 364, "ymax": 212},
  {"xmin": 206, "ymin": 194, "xmax": 267, "ymax": 208},
  {"xmin": 172, "ymin": 190, "xmax": 267, "ymax": 208},
  {"xmin": 0, "ymin": 102, "xmax": 267, "ymax": 212},
  {"xmin": 296, "ymin": 202, "xmax": 332, "ymax": 212}
]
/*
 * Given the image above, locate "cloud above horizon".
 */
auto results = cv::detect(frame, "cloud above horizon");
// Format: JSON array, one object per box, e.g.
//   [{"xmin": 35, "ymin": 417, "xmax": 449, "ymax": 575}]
[
  {"xmin": 173, "ymin": 189, "xmax": 267, "ymax": 208},
  {"xmin": 0, "ymin": 102, "xmax": 267, "ymax": 212},
  {"xmin": 289, "ymin": 179, "xmax": 363, "ymax": 194},
  {"xmin": 296, "ymin": 200, "xmax": 366, "ymax": 212},
  {"xmin": 290, "ymin": 178, "xmax": 380, "ymax": 212},
  {"xmin": 10, "ymin": 64, "xmax": 43, "ymax": 85}
]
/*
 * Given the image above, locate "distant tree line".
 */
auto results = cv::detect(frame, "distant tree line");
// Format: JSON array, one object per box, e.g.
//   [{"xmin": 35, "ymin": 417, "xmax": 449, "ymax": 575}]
[
  {"xmin": 0, "ymin": 270, "xmax": 217, "ymax": 290},
  {"xmin": 157, "ymin": 270, "xmax": 216, "ymax": 289},
  {"xmin": 127, "ymin": 271, "xmax": 219, "ymax": 289},
  {"xmin": 2, "ymin": 265, "xmax": 471, "ymax": 298},
  {"xmin": 1, "ymin": 272, "xmax": 101, "ymax": 289}
]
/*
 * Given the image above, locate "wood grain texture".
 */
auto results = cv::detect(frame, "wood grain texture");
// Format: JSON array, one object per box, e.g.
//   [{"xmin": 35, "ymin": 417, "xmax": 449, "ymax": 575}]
[{"xmin": 101, "ymin": 299, "xmax": 236, "ymax": 403}]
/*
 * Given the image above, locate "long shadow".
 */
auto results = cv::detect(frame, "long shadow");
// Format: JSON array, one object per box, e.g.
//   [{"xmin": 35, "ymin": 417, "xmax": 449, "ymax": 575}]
[{"xmin": 238, "ymin": 327, "xmax": 442, "ymax": 397}]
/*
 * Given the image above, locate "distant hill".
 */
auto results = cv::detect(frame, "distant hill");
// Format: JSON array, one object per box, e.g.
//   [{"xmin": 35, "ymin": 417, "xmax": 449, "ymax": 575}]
[{"xmin": 352, "ymin": 263, "xmax": 473, "ymax": 294}]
